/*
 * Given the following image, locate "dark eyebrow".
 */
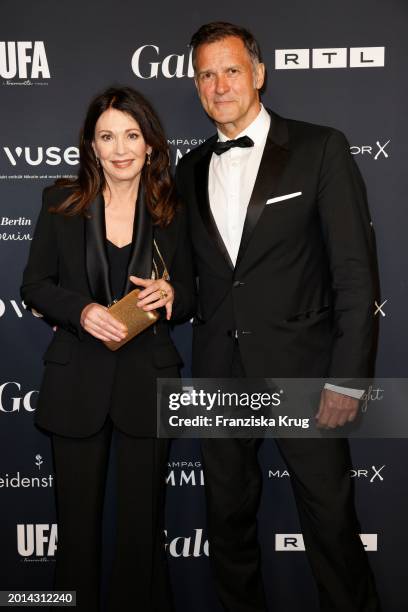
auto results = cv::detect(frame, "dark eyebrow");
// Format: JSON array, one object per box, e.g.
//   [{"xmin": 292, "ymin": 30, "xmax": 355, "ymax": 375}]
[{"xmin": 96, "ymin": 128, "xmax": 140, "ymax": 133}]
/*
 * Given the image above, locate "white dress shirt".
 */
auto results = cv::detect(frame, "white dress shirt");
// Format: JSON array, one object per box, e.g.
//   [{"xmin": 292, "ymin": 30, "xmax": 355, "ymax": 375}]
[
  {"xmin": 208, "ymin": 104, "xmax": 363, "ymax": 400},
  {"xmin": 209, "ymin": 104, "xmax": 270, "ymax": 266}
]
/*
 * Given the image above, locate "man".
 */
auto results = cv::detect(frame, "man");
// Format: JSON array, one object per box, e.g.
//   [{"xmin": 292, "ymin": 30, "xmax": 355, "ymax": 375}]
[{"xmin": 175, "ymin": 21, "xmax": 381, "ymax": 612}]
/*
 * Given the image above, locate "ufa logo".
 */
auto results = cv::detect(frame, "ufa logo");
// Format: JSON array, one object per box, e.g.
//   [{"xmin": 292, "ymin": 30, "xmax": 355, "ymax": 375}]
[
  {"xmin": 17, "ymin": 524, "xmax": 57, "ymax": 557},
  {"xmin": 0, "ymin": 42, "xmax": 50, "ymax": 79}
]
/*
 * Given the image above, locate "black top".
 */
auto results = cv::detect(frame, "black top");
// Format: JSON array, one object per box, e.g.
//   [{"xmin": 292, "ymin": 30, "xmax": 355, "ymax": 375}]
[{"xmin": 106, "ymin": 240, "xmax": 132, "ymax": 301}]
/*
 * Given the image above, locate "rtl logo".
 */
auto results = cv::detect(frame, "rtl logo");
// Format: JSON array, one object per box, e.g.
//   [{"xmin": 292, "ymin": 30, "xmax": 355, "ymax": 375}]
[
  {"xmin": 275, "ymin": 47, "xmax": 385, "ymax": 69},
  {"xmin": 275, "ymin": 533, "xmax": 377, "ymax": 551}
]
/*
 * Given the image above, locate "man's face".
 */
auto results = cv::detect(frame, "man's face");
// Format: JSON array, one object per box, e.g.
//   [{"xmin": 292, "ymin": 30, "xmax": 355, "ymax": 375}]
[{"xmin": 194, "ymin": 36, "xmax": 265, "ymax": 137}]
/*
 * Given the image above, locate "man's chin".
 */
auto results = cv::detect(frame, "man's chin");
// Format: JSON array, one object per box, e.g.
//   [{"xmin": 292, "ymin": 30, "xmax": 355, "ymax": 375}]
[{"xmin": 210, "ymin": 109, "xmax": 238, "ymax": 126}]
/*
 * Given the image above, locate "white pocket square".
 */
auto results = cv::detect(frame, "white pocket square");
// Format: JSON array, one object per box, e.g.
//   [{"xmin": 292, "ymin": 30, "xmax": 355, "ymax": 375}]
[{"xmin": 266, "ymin": 191, "xmax": 302, "ymax": 205}]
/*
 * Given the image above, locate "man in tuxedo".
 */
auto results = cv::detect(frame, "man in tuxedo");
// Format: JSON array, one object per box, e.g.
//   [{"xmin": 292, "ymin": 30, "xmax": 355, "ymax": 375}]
[{"xmin": 175, "ymin": 21, "xmax": 381, "ymax": 612}]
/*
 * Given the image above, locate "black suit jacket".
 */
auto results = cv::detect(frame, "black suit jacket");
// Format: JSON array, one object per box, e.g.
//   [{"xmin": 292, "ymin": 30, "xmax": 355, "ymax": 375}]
[
  {"xmin": 175, "ymin": 110, "xmax": 378, "ymax": 381},
  {"xmin": 21, "ymin": 185, "xmax": 195, "ymax": 437}
]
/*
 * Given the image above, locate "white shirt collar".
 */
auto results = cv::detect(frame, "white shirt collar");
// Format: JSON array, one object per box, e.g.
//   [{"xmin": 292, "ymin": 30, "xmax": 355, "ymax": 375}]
[{"xmin": 216, "ymin": 103, "xmax": 270, "ymax": 145}]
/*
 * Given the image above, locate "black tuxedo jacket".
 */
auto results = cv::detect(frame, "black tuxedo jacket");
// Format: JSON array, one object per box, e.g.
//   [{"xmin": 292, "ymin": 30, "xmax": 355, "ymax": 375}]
[
  {"xmin": 175, "ymin": 110, "xmax": 378, "ymax": 380},
  {"xmin": 21, "ymin": 185, "xmax": 195, "ymax": 437}
]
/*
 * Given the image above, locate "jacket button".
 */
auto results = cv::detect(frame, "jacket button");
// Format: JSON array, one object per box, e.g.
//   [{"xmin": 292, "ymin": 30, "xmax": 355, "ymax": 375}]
[
  {"xmin": 227, "ymin": 329, "xmax": 239, "ymax": 338},
  {"xmin": 227, "ymin": 329, "xmax": 252, "ymax": 338},
  {"xmin": 233, "ymin": 280, "xmax": 245, "ymax": 288}
]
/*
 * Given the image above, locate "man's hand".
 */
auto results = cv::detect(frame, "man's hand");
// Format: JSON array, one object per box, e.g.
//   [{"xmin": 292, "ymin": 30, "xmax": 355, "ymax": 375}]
[
  {"xmin": 80, "ymin": 303, "xmax": 128, "ymax": 342},
  {"xmin": 315, "ymin": 388, "xmax": 359, "ymax": 429},
  {"xmin": 130, "ymin": 276, "xmax": 175, "ymax": 321}
]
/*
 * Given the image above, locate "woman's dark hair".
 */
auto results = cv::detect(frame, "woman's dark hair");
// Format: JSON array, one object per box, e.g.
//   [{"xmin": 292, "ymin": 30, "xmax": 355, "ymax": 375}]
[
  {"xmin": 53, "ymin": 86, "xmax": 177, "ymax": 226},
  {"xmin": 190, "ymin": 21, "xmax": 262, "ymax": 71}
]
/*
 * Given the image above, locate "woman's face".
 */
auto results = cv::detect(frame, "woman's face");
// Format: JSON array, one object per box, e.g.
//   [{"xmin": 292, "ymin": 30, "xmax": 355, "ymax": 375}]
[{"xmin": 92, "ymin": 107, "xmax": 152, "ymax": 185}]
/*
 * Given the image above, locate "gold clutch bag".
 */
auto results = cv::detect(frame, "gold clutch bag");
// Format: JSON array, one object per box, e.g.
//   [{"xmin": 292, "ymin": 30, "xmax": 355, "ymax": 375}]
[
  {"xmin": 103, "ymin": 289, "xmax": 159, "ymax": 351},
  {"xmin": 103, "ymin": 240, "xmax": 169, "ymax": 352}
]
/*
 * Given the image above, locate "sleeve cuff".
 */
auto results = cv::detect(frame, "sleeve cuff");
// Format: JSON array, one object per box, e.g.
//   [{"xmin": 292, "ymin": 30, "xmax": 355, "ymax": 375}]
[{"xmin": 324, "ymin": 383, "xmax": 365, "ymax": 399}]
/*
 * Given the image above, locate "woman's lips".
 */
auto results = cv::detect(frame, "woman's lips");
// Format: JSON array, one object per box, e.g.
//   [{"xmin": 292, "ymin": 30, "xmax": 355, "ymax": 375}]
[{"xmin": 111, "ymin": 159, "xmax": 133, "ymax": 168}]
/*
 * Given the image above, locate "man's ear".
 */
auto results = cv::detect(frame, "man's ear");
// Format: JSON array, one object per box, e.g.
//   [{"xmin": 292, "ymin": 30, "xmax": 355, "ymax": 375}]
[{"xmin": 255, "ymin": 62, "xmax": 265, "ymax": 90}]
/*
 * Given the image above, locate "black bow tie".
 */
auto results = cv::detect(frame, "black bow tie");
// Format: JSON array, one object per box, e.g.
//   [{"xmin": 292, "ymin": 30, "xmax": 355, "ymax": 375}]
[{"xmin": 212, "ymin": 135, "xmax": 254, "ymax": 155}]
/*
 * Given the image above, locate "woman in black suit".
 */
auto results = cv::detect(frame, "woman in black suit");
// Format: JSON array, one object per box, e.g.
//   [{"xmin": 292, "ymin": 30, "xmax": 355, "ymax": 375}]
[{"xmin": 21, "ymin": 86, "xmax": 195, "ymax": 612}]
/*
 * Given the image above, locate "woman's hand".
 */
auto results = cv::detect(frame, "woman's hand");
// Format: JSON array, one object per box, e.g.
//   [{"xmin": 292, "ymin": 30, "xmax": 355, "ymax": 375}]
[
  {"xmin": 80, "ymin": 303, "xmax": 128, "ymax": 342},
  {"xmin": 130, "ymin": 276, "xmax": 174, "ymax": 321}
]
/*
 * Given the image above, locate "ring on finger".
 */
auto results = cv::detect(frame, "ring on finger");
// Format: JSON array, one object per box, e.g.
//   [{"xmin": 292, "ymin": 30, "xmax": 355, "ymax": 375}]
[{"xmin": 159, "ymin": 289, "xmax": 168, "ymax": 300}]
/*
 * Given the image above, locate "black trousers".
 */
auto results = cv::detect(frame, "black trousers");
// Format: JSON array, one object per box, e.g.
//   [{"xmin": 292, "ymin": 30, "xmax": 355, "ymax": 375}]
[
  {"xmin": 200, "ymin": 343, "xmax": 381, "ymax": 612},
  {"xmin": 51, "ymin": 417, "xmax": 173, "ymax": 612}
]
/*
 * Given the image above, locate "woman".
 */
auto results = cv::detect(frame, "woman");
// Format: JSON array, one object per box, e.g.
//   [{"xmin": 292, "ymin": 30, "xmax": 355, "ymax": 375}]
[{"xmin": 21, "ymin": 86, "xmax": 195, "ymax": 612}]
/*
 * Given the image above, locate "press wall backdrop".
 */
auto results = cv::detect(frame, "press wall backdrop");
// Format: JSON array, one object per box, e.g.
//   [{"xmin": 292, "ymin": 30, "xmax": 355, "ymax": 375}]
[{"xmin": 1, "ymin": 1, "xmax": 407, "ymax": 610}]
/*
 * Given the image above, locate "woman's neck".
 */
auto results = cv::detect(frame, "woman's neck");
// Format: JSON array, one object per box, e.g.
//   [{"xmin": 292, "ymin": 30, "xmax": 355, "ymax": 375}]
[{"xmin": 103, "ymin": 176, "xmax": 141, "ymax": 210}]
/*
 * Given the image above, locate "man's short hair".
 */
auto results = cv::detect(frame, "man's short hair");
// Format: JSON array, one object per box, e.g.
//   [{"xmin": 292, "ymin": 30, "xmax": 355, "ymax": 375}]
[{"xmin": 190, "ymin": 21, "xmax": 262, "ymax": 71}]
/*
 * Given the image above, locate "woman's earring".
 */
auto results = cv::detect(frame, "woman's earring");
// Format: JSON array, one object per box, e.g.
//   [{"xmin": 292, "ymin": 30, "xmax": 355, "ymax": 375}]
[
  {"xmin": 146, "ymin": 153, "xmax": 151, "ymax": 166},
  {"xmin": 95, "ymin": 156, "xmax": 100, "ymax": 167}
]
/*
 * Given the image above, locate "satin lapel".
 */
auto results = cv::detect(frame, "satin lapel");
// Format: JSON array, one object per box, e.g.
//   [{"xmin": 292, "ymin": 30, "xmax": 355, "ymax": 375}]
[
  {"xmin": 123, "ymin": 185, "xmax": 153, "ymax": 294},
  {"xmin": 195, "ymin": 146, "xmax": 234, "ymax": 271},
  {"xmin": 235, "ymin": 113, "xmax": 290, "ymax": 269},
  {"xmin": 85, "ymin": 193, "xmax": 112, "ymax": 306}
]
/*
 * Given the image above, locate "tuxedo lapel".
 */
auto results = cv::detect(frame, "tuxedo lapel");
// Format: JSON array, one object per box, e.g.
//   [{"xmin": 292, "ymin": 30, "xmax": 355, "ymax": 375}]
[
  {"xmin": 235, "ymin": 112, "xmax": 290, "ymax": 269},
  {"xmin": 123, "ymin": 186, "xmax": 152, "ymax": 294},
  {"xmin": 85, "ymin": 193, "xmax": 112, "ymax": 306},
  {"xmin": 194, "ymin": 141, "xmax": 234, "ymax": 271},
  {"xmin": 85, "ymin": 187, "xmax": 154, "ymax": 303}
]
